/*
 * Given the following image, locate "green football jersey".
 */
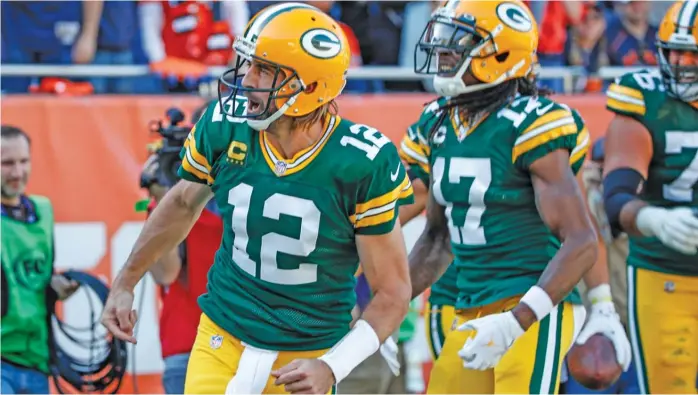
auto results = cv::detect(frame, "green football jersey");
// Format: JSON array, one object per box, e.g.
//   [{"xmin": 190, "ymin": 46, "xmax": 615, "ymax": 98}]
[
  {"xmin": 401, "ymin": 95, "xmax": 587, "ymax": 309},
  {"xmin": 606, "ymin": 70, "xmax": 698, "ymax": 276},
  {"xmin": 400, "ymin": 96, "xmax": 590, "ymax": 307},
  {"xmin": 178, "ymin": 99, "xmax": 414, "ymax": 351}
]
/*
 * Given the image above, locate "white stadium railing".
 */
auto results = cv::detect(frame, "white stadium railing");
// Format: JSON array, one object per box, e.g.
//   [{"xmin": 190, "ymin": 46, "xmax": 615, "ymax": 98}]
[{"xmin": 0, "ymin": 65, "xmax": 656, "ymax": 94}]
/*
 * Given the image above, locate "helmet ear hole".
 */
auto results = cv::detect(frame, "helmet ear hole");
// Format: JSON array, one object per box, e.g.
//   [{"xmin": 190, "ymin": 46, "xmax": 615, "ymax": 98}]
[
  {"xmin": 304, "ymin": 82, "xmax": 318, "ymax": 94},
  {"xmin": 495, "ymin": 51, "xmax": 509, "ymax": 63}
]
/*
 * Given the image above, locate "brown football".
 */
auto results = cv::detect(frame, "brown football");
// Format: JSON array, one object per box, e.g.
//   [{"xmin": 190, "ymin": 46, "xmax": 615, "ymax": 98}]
[{"xmin": 567, "ymin": 334, "xmax": 622, "ymax": 390}]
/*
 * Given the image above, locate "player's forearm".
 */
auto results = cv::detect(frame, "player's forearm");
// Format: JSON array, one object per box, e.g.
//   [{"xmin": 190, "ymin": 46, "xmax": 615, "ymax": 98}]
[
  {"xmin": 408, "ymin": 229, "xmax": 453, "ymax": 300},
  {"xmin": 581, "ymin": 237, "xmax": 610, "ymax": 290},
  {"xmin": 361, "ymin": 281, "xmax": 410, "ymax": 342},
  {"xmin": 81, "ymin": 0, "xmax": 104, "ymax": 37},
  {"xmin": 513, "ymin": 230, "xmax": 597, "ymax": 330},
  {"xmin": 114, "ymin": 191, "xmax": 201, "ymax": 290},
  {"xmin": 149, "ymin": 247, "xmax": 182, "ymax": 286}
]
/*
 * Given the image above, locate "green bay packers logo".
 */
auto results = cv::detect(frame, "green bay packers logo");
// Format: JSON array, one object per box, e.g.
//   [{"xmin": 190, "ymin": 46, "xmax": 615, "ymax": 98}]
[
  {"xmin": 300, "ymin": 28, "xmax": 342, "ymax": 59},
  {"xmin": 496, "ymin": 2, "xmax": 533, "ymax": 32}
]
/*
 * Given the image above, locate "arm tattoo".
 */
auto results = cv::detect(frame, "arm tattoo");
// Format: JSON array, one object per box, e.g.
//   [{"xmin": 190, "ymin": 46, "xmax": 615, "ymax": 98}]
[{"xmin": 408, "ymin": 189, "xmax": 454, "ymax": 300}]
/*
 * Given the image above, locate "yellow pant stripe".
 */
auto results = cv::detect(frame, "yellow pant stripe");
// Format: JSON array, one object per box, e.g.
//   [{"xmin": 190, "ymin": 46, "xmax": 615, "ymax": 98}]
[{"xmin": 627, "ymin": 265, "xmax": 650, "ymax": 395}]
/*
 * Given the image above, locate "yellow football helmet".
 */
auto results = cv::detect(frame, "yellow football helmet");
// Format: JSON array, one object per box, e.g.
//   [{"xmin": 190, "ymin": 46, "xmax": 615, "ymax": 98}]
[
  {"xmin": 415, "ymin": 0, "xmax": 539, "ymax": 97},
  {"xmin": 657, "ymin": 0, "xmax": 698, "ymax": 102},
  {"xmin": 220, "ymin": 2, "xmax": 350, "ymax": 130}
]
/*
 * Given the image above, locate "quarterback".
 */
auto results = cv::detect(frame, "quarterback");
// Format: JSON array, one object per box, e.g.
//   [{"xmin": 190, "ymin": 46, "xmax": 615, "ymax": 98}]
[
  {"xmin": 602, "ymin": 1, "xmax": 698, "ymax": 393},
  {"xmin": 101, "ymin": 3, "xmax": 414, "ymax": 394},
  {"xmin": 405, "ymin": 1, "xmax": 600, "ymax": 393}
]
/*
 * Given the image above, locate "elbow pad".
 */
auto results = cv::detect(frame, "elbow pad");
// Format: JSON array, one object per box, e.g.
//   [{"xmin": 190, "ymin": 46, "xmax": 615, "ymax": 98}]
[{"xmin": 602, "ymin": 168, "xmax": 645, "ymax": 236}]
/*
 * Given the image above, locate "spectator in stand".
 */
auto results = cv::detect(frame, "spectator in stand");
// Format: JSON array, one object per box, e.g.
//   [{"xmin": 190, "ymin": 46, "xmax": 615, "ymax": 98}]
[
  {"xmin": 138, "ymin": 0, "xmax": 248, "ymax": 92},
  {"xmin": 569, "ymin": 1, "xmax": 609, "ymax": 92},
  {"xmin": 74, "ymin": 1, "xmax": 138, "ymax": 94},
  {"xmin": 604, "ymin": 0, "xmax": 657, "ymax": 67},
  {"xmin": 1, "ymin": 1, "xmax": 96, "ymax": 94},
  {"xmin": 529, "ymin": 1, "xmax": 585, "ymax": 93}
]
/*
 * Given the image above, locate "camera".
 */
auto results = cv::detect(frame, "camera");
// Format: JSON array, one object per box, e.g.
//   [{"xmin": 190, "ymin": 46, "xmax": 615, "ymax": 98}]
[{"xmin": 142, "ymin": 107, "xmax": 192, "ymax": 188}]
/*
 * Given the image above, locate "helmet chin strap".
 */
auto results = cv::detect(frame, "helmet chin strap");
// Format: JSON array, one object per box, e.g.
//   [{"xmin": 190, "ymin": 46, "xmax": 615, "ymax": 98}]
[
  {"xmin": 434, "ymin": 57, "xmax": 525, "ymax": 97},
  {"xmin": 247, "ymin": 94, "xmax": 299, "ymax": 131}
]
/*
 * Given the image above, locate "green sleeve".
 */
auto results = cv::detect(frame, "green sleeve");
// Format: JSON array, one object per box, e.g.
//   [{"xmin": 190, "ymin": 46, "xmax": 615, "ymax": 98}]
[
  {"xmin": 177, "ymin": 101, "xmax": 232, "ymax": 185},
  {"xmin": 512, "ymin": 102, "xmax": 579, "ymax": 171},
  {"xmin": 605, "ymin": 71, "xmax": 651, "ymax": 123},
  {"xmin": 353, "ymin": 142, "xmax": 414, "ymax": 235}
]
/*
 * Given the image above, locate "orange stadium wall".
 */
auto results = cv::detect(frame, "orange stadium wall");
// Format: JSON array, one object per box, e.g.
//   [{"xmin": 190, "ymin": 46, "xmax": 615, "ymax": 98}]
[{"xmin": 1, "ymin": 94, "xmax": 611, "ymax": 393}]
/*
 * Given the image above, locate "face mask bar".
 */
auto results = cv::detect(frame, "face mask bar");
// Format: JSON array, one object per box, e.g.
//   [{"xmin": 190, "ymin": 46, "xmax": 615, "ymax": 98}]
[
  {"xmin": 218, "ymin": 54, "xmax": 304, "ymax": 122},
  {"xmin": 414, "ymin": 14, "xmax": 489, "ymax": 77},
  {"xmin": 657, "ymin": 40, "xmax": 698, "ymax": 102}
]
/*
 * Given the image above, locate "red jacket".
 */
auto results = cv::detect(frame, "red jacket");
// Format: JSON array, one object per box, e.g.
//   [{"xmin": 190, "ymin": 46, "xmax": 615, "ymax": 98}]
[{"xmin": 149, "ymin": 200, "xmax": 223, "ymax": 357}]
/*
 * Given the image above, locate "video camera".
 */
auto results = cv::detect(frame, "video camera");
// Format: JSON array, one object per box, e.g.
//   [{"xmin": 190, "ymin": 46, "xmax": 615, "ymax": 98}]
[{"xmin": 141, "ymin": 107, "xmax": 192, "ymax": 188}]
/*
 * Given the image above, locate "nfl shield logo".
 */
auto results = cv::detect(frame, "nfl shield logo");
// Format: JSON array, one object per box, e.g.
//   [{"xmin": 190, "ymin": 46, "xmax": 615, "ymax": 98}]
[
  {"xmin": 274, "ymin": 161, "xmax": 287, "ymax": 175},
  {"xmin": 210, "ymin": 335, "xmax": 223, "ymax": 350}
]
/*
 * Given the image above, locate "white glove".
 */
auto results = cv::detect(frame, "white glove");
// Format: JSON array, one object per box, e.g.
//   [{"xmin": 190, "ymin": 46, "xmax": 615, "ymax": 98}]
[
  {"xmin": 636, "ymin": 206, "xmax": 698, "ymax": 255},
  {"xmin": 457, "ymin": 311, "xmax": 525, "ymax": 370},
  {"xmin": 576, "ymin": 285, "xmax": 632, "ymax": 372},
  {"xmin": 379, "ymin": 337, "xmax": 400, "ymax": 376}
]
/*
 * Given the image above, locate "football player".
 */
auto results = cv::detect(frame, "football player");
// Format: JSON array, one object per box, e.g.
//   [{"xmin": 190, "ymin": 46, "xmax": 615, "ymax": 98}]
[
  {"xmin": 602, "ymin": 1, "xmax": 698, "ymax": 393},
  {"xmin": 100, "ymin": 3, "xmax": 414, "ymax": 394},
  {"xmin": 405, "ymin": 1, "xmax": 600, "ymax": 393}
]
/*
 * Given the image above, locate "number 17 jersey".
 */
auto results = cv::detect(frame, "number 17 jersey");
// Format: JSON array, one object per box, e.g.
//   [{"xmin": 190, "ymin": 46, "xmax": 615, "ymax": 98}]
[
  {"xmin": 177, "ymin": 100, "xmax": 413, "ymax": 351},
  {"xmin": 403, "ymin": 96, "xmax": 588, "ymax": 310}
]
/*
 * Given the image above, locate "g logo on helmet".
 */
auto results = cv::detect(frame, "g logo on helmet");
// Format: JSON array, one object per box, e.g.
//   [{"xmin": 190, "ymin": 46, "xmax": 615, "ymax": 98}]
[
  {"xmin": 300, "ymin": 28, "xmax": 342, "ymax": 59},
  {"xmin": 496, "ymin": 2, "xmax": 533, "ymax": 32}
]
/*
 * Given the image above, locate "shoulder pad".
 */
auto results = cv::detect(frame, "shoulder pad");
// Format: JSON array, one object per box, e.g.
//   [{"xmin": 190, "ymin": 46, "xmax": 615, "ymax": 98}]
[{"xmin": 606, "ymin": 70, "xmax": 663, "ymax": 118}]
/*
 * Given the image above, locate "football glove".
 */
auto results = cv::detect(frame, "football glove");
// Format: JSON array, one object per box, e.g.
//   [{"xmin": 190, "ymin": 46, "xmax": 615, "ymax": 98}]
[
  {"xmin": 576, "ymin": 285, "xmax": 632, "ymax": 371},
  {"xmin": 457, "ymin": 311, "xmax": 525, "ymax": 370},
  {"xmin": 636, "ymin": 206, "xmax": 698, "ymax": 255}
]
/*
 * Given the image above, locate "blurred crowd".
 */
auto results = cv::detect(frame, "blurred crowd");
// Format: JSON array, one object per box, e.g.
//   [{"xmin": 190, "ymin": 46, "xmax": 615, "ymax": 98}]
[{"xmin": 0, "ymin": 0, "xmax": 671, "ymax": 95}]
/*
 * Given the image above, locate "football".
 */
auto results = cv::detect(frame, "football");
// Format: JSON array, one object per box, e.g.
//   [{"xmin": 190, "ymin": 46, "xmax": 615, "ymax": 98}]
[{"xmin": 567, "ymin": 334, "xmax": 622, "ymax": 390}]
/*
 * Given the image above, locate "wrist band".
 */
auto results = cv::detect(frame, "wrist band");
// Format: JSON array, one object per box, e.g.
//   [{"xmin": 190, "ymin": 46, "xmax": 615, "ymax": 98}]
[
  {"xmin": 520, "ymin": 286, "xmax": 554, "ymax": 321},
  {"xmin": 587, "ymin": 283, "xmax": 613, "ymax": 305},
  {"xmin": 318, "ymin": 319, "xmax": 380, "ymax": 383}
]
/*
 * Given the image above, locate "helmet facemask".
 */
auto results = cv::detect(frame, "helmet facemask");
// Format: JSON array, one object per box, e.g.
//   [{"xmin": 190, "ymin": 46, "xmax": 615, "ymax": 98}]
[
  {"xmin": 658, "ymin": 36, "xmax": 698, "ymax": 102},
  {"xmin": 218, "ymin": 36, "xmax": 305, "ymax": 131},
  {"xmin": 414, "ymin": 9, "xmax": 507, "ymax": 97}
]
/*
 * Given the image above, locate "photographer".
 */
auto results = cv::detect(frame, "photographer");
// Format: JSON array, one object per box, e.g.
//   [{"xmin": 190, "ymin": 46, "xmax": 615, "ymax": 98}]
[{"xmin": 140, "ymin": 104, "xmax": 222, "ymax": 395}]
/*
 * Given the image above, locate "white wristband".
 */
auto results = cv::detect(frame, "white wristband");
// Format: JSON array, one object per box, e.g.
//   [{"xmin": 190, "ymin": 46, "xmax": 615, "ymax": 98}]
[
  {"xmin": 587, "ymin": 284, "xmax": 613, "ymax": 305},
  {"xmin": 318, "ymin": 319, "xmax": 380, "ymax": 383},
  {"xmin": 520, "ymin": 286, "xmax": 554, "ymax": 321}
]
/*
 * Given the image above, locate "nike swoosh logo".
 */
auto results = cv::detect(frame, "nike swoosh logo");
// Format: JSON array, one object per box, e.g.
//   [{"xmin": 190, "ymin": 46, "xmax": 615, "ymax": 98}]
[
  {"xmin": 535, "ymin": 103, "xmax": 555, "ymax": 116},
  {"xmin": 390, "ymin": 163, "xmax": 401, "ymax": 182}
]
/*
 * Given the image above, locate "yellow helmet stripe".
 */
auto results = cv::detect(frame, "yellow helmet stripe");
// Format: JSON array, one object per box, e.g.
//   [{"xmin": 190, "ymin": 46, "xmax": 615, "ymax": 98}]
[
  {"xmin": 243, "ymin": 2, "xmax": 317, "ymax": 40},
  {"xmin": 676, "ymin": 0, "xmax": 698, "ymax": 34}
]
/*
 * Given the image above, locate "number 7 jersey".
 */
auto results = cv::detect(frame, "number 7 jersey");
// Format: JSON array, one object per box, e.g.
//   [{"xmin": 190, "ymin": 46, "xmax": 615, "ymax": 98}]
[
  {"xmin": 607, "ymin": 70, "xmax": 698, "ymax": 275},
  {"xmin": 401, "ymin": 96, "xmax": 589, "ymax": 310},
  {"xmin": 177, "ymin": 100, "xmax": 414, "ymax": 351}
]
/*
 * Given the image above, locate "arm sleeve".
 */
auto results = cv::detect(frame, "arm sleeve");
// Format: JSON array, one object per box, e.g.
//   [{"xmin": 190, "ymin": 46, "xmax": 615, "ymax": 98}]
[
  {"xmin": 352, "ymin": 143, "xmax": 415, "ymax": 235},
  {"xmin": 569, "ymin": 109, "xmax": 590, "ymax": 175},
  {"xmin": 398, "ymin": 122, "xmax": 431, "ymax": 186},
  {"xmin": 177, "ymin": 106, "xmax": 217, "ymax": 185},
  {"xmin": 513, "ymin": 107, "xmax": 579, "ymax": 171},
  {"xmin": 605, "ymin": 74, "xmax": 647, "ymax": 120}
]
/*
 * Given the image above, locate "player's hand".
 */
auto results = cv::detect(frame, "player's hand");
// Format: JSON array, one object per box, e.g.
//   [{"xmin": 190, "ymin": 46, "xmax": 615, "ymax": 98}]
[
  {"xmin": 576, "ymin": 301, "xmax": 632, "ymax": 371},
  {"xmin": 380, "ymin": 337, "xmax": 400, "ymax": 376},
  {"xmin": 100, "ymin": 286, "xmax": 138, "ymax": 344},
  {"xmin": 457, "ymin": 311, "xmax": 524, "ymax": 370},
  {"xmin": 636, "ymin": 206, "xmax": 698, "ymax": 255},
  {"xmin": 272, "ymin": 358, "xmax": 335, "ymax": 394}
]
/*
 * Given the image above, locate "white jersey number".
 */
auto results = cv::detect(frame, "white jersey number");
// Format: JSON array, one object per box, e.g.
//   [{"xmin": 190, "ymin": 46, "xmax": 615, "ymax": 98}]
[
  {"xmin": 432, "ymin": 156, "xmax": 492, "ymax": 245},
  {"xmin": 340, "ymin": 124, "xmax": 391, "ymax": 161},
  {"xmin": 663, "ymin": 131, "xmax": 698, "ymax": 202},
  {"xmin": 228, "ymin": 183, "xmax": 320, "ymax": 285}
]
